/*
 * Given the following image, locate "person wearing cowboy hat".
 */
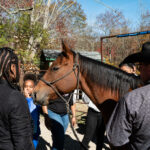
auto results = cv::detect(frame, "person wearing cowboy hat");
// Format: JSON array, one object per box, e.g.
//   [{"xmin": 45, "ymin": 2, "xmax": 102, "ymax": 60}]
[
  {"xmin": 119, "ymin": 62, "xmax": 136, "ymax": 74},
  {"xmin": 106, "ymin": 41, "xmax": 150, "ymax": 150}
]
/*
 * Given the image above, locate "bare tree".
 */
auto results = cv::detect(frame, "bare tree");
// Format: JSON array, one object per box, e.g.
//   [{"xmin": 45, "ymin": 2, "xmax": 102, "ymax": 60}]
[
  {"xmin": 140, "ymin": 10, "xmax": 150, "ymax": 31},
  {"xmin": 27, "ymin": 0, "xmax": 80, "ymax": 58},
  {"xmin": 96, "ymin": 9, "xmax": 129, "ymax": 35},
  {"xmin": 0, "ymin": 0, "xmax": 80, "ymax": 59},
  {"xmin": 96, "ymin": 9, "xmax": 132, "ymax": 64}
]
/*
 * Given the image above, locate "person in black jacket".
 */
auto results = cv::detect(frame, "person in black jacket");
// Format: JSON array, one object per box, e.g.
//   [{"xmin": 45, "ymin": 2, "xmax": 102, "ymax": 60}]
[{"xmin": 0, "ymin": 47, "xmax": 34, "ymax": 150}]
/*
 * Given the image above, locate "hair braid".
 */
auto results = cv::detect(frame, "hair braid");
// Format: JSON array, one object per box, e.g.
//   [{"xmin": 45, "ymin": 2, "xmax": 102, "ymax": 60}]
[
  {"xmin": 0, "ymin": 50, "xmax": 8, "ymax": 76},
  {"xmin": 0, "ymin": 47, "xmax": 19, "ymax": 89}
]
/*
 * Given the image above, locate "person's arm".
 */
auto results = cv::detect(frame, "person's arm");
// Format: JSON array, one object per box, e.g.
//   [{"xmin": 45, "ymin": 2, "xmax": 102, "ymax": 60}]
[
  {"xmin": 106, "ymin": 95, "xmax": 132, "ymax": 147},
  {"xmin": 71, "ymin": 103, "xmax": 76, "ymax": 126},
  {"xmin": 9, "ymin": 91, "xmax": 34, "ymax": 150},
  {"xmin": 42, "ymin": 106, "xmax": 48, "ymax": 114},
  {"xmin": 42, "ymin": 106, "xmax": 51, "ymax": 130}
]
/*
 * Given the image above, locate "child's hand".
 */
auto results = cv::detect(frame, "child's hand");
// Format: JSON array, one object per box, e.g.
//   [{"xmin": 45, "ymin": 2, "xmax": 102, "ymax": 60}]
[{"xmin": 24, "ymin": 88, "xmax": 30, "ymax": 98}]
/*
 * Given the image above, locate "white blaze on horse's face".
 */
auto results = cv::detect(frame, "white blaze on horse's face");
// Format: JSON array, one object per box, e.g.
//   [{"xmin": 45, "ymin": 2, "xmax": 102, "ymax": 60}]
[{"xmin": 33, "ymin": 42, "xmax": 78, "ymax": 105}]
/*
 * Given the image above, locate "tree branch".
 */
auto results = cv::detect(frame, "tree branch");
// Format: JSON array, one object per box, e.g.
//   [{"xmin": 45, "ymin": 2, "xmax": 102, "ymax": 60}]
[{"xmin": 0, "ymin": 4, "xmax": 33, "ymax": 15}]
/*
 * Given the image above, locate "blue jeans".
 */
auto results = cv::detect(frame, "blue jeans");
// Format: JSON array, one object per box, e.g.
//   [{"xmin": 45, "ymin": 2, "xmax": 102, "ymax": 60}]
[{"xmin": 48, "ymin": 109, "xmax": 69, "ymax": 150}]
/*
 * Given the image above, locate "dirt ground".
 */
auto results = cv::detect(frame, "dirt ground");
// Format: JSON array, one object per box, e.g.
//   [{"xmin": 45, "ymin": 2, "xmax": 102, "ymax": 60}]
[{"xmin": 37, "ymin": 101, "xmax": 110, "ymax": 150}]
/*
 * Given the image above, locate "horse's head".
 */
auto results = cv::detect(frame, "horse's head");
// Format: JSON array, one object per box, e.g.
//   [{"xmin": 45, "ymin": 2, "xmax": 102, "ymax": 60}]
[{"xmin": 33, "ymin": 41, "xmax": 79, "ymax": 105}]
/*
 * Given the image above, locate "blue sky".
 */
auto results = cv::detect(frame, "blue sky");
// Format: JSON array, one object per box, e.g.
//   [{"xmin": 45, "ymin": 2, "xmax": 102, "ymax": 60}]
[{"xmin": 77, "ymin": 0, "xmax": 150, "ymax": 30}]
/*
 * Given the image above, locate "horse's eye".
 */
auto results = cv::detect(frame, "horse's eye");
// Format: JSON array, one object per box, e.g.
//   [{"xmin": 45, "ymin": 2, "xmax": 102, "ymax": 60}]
[{"xmin": 51, "ymin": 66, "xmax": 59, "ymax": 71}]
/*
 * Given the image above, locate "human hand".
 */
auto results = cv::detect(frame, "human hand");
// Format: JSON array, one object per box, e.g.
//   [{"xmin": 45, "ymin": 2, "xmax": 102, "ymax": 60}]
[
  {"xmin": 44, "ymin": 113, "xmax": 51, "ymax": 130},
  {"xmin": 24, "ymin": 88, "xmax": 30, "ymax": 98},
  {"xmin": 71, "ymin": 116, "xmax": 76, "ymax": 126}
]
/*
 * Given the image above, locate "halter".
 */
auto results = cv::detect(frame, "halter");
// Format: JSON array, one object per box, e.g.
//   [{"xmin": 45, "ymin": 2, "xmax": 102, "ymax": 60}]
[
  {"xmin": 40, "ymin": 52, "xmax": 80, "ymax": 107},
  {"xmin": 40, "ymin": 53, "xmax": 88, "ymax": 150}
]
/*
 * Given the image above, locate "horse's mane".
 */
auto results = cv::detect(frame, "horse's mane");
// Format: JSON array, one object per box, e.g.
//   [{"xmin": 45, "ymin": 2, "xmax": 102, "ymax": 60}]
[{"xmin": 78, "ymin": 53, "xmax": 141, "ymax": 98}]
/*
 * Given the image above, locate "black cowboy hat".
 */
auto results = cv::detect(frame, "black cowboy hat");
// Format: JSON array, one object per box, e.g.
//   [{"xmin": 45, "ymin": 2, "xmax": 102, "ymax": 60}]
[{"xmin": 123, "ymin": 41, "xmax": 150, "ymax": 63}]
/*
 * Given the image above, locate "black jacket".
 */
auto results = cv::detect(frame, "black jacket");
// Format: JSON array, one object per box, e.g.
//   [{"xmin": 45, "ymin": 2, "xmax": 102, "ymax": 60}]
[{"xmin": 0, "ymin": 80, "xmax": 35, "ymax": 150}]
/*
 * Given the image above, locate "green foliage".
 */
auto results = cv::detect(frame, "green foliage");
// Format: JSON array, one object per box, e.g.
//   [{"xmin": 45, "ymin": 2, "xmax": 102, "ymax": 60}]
[
  {"xmin": 0, "ymin": 19, "xmax": 15, "ymax": 47},
  {"xmin": 15, "ymin": 13, "xmax": 31, "ymax": 49},
  {"xmin": 61, "ymin": 1, "xmax": 87, "ymax": 31},
  {"xmin": 14, "ymin": 12, "xmax": 49, "ymax": 65},
  {"xmin": 33, "ymin": 53, "xmax": 41, "ymax": 66},
  {"xmin": 39, "ymin": 29, "xmax": 50, "ymax": 49},
  {"xmin": 69, "ymin": 2, "xmax": 87, "ymax": 29},
  {"xmin": 0, "ymin": 0, "xmax": 87, "ymax": 67},
  {"xmin": 0, "ymin": 36, "xmax": 9, "ymax": 46}
]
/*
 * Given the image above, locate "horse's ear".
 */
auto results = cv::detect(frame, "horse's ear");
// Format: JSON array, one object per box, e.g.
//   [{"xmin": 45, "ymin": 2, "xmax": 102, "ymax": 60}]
[{"xmin": 61, "ymin": 40, "xmax": 71, "ymax": 55}]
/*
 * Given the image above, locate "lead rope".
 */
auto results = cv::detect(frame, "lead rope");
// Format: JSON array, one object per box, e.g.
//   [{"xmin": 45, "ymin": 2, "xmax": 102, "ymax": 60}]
[
  {"xmin": 53, "ymin": 70, "xmax": 87, "ymax": 150},
  {"xmin": 68, "ymin": 58, "xmax": 88, "ymax": 150},
  {"xmin": 40, "ymin": 53, "xmax": 87, "ymax": 149},
  {"xmin": 47, "ymin": 83, "xmax": 87, "ymax": 149}
]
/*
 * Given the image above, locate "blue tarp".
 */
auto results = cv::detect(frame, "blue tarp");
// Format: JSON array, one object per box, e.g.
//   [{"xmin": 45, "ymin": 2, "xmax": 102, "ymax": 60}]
[{"xmin": 117, "ymin": 31, "xmax": 150, "ymax": 38}]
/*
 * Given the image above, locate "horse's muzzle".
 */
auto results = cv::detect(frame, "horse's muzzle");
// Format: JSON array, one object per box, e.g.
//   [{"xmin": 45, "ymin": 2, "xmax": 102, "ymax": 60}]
[{"xmin": 32, "ymin": 91, "xmax": 49, "ymax": 106}]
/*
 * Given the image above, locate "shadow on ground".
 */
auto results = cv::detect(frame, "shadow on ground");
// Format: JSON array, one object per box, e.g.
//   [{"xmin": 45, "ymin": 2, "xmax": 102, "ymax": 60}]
[
  {"xmin": 64, "ymin": 134, "xmax": 110, "ymax": 150},
  {"xmin": 37, "ymin": 136, "xmax": 51, "ymax": 150},
  {"xmin": 74, "ymin": 115, "xmax": 110, "ymax": 150},
  {"xmin": 64, "ymin": 135, "xmax": 81, "ymax": 150},
  {"xmin": 76, "ymin": 115, "xmax": 87, "ymax": 135}
]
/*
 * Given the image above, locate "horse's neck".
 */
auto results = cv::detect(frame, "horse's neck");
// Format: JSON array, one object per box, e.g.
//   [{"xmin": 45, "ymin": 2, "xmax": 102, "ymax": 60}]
[
  {"xmin": 79, "ymin": 74, "xmax": 118, "ymax": 124},
  {"xmin": 79, "ymin": 74, "xmax": 98, "ymax": 105},
  {"xmin": 80, "ymin": 73, "xmax": 118, "ymax": 102}
]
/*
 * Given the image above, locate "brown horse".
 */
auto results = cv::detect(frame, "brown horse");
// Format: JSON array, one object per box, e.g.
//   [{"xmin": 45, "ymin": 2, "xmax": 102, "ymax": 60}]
[{"xmin": 33, "ymin": 41, "xmax": 141, "ymax": 123}]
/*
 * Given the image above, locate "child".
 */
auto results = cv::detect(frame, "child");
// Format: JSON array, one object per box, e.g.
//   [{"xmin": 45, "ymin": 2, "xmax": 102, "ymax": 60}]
[{"xmin": 23, "ymin": 73, "xmax": 41, "ymax": 149}]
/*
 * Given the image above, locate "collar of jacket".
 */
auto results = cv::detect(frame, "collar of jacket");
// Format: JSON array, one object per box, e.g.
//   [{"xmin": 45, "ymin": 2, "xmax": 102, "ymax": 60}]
[
  {"xmin": 0, "ymin": 79, "xmax": 20, "ymax": 90},
  {"xmin": 0, "ymin": 79, "xmax": 9, "ymax": 85}
]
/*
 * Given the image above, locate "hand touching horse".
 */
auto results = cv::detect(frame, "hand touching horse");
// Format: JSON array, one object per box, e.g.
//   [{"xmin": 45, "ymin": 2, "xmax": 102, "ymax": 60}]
[{"xmin": 33, "ymin": 41, "xmax": 141, "ymax": 123}]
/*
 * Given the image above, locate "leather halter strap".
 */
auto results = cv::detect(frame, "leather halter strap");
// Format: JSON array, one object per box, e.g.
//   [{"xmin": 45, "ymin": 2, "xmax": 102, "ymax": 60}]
[
  {"xmin": 39, "ymin": 52, "xmax": 80, "ymax": 105},
  {"xmin": 39, "ymin": 53, "xmax": 87, "ymax": 149},
  {"xmin": 40, "ymin": 53, "xmax": 79, "ymax": 86}
]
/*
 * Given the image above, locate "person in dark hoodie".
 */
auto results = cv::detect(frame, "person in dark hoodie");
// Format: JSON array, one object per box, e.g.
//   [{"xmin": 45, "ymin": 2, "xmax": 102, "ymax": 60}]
[{"xmin": 0, "ymin": 47, "xmax": 34, "ymax": 150}]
